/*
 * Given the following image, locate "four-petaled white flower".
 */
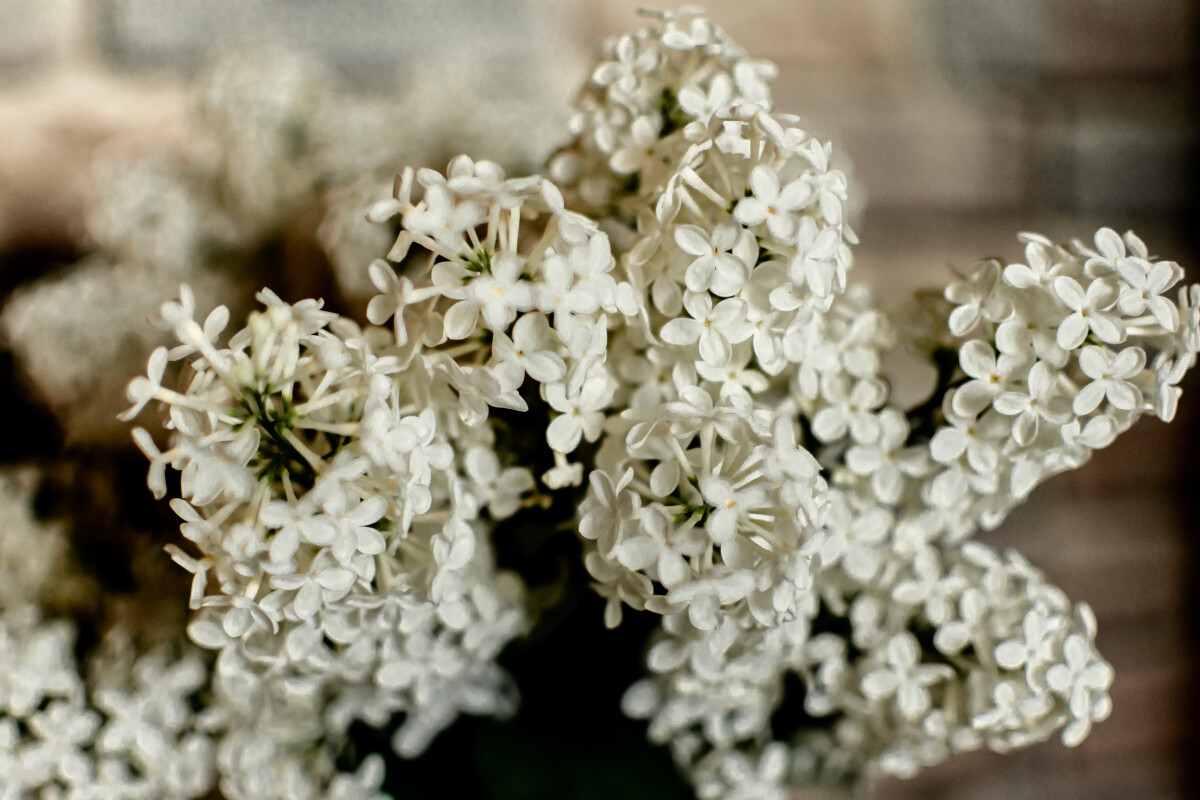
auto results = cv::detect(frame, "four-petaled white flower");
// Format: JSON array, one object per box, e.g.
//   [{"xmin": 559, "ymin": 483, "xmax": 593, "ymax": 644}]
[
  {"xmin": 674, "ymin": 222, "xmax": 754, "ymax": 296},
  {"xmin": 1003, "ymin": 238, "xmax": 1061, "ymax": 291},
  {"xmin": 365, "ymin": 258, "xmax": 440, "ymax": 346},
  {"xmin": 660, "ymin": 291, "xmax": 754, "ymax": 368},
  {"xmin": 734, "ymin": 164, "xmax": 813, "ymax": 242},
  {"xmin": 861, "ymin": 632, "xmax": 954, "ymax": 720},
  {"xmin": 259, "ymin": 496, "xmax": 335, "ymax": 564},
  {"xmin": 992, "ymin": 361, "xmax": 1072, "ymax": 446},
  {"xmin": 271, "ymin": 551, "xmax": 358, "ymax": 620},
  {"xmin": 812, "ymin": 375, "xmax": 886, "ymax": 443},
  {"xmin": 448, "ymin": 251, "xmax": 534, "ymax": 336},
  {"xmin": 788, "ymin": 216, "xmax": 843, "ymax": 299},
  {"xmin": 1046, "ymin": 633, "xmax": 1115, "ymax": 747},
  {"xmin": 1073, "ymin": 345, "xmax": 1145, "ymax": 416},
  {"xmin": 1115, "ymin": 256, "xmax": 1181, "ymax": 330},
  {"xmin": 592, "ymin": 33, "xmax": 658, "ymax": 97},
  {"xmin": 403, "ymin": 184, "xmax": 482, "ymax": 252},
  {"xmin": 700, "ymin": 475, "xmax": 768, "ymax": 547},
  {"xmin": 612, "ymin": 504, "xmax": 699, "ymax": 588},
  {"xmin": 325, "ymin": 492, "xmax": 389, "ymax": 565},
  {"xmin": 678, "ymin": 73, "xmax": 734, "ymax": 123},
  {"xmin": 464, "ymin": 446, "xmax": 535, "ymax": 520},
  {"xmin": 1053, "ymin": 275, "xmax": 1124, "ymax": 349},
  {"xmin": 994, "ymin": 608, "xmax": 1060, "ymax": 681},
  {"xmin": 951, "ymin": 340, "xmax": 1023, "ymax": 418},
  {"xmin": 545, "ymin": 363, "xmax": 613, "ymax": 453},
  {"xmin": 845, "ymin": 409, "xmax": 928, "ymax": 504},
  {"xmin": 490, "ymin": 313, "xmax": 567, "ymax": 388},
  {"xmin": 803, "ymin": 496, "xmax": 892, "ymax": 583},
  {"xmin": 610, "ymin": 115, "xmax": 661, "ymax": 175},
  {"xmin": 665, "ymin": 566, "xmax": 757, "ymax": 630}
]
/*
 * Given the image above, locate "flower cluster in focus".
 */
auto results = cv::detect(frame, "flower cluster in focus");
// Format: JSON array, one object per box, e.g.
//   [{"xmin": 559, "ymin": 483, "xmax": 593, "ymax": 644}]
[{"xmin": 5, "ymin": 7, "xmax": 1196, "ymax": 800}]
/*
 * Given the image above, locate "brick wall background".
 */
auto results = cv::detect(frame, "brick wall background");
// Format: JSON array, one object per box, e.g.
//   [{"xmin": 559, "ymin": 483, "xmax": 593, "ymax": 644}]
[{"xmin": 0, "ymin": 3, "xmax": 1196, "ymax": 799}]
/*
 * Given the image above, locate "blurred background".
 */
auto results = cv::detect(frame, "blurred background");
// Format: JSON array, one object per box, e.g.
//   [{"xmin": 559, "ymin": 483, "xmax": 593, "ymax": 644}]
[{"xmin": 0, "ymin": 2, "xmax": 1196, "ymax": 799}]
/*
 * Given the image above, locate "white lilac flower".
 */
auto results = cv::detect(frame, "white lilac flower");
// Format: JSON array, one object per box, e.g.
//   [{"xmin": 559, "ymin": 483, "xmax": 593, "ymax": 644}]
[
  {"xmin": 613, "ymin": 508, "xmax": 694, "ymax": 589},
  {"xmin": 692, "ymin": 743, "xmax": 791, "ymax": 800},
  {"xmin": 678, "ymin": 72, "xmax": 735, "ymax": 124},
  {"xmin": 946, "ymin": 260, "xmax": 1004, "ymax": 336},
  {"xmin": 545, "ymin": 362, "xmax": 613, "ymax": 454},
  {"xmin": 992, "ymin": 360, "xmax": 1073, "ymax": 446},
  {"xmin": 490, "ymin": 313, "xmax": 567, "ymax": 388},
  {"xmin": 996, "ymin": 297, "xmax": 1070, "ymax": 368},
  {"xmin": 802, "ymin": 492, "xmax": 892, "ymax": 584},
  {"xmin": 674, "ymin": 222, "xmax": 755, "ymax": 296},
  {"xmin": 951, "ymin": 340, "xmax": 1025, "ymax": 418},
  {"xmin": 403, "ymin": 183, "xmax": 483, "ymax": 254},
  {"xmin": 1, "ymin": 612, "xmax": 84, "ymax": 719},
  {"xmin": 844, "ymin": 408, "xmax": 929, "ymax": 504},
  {"xmin": 734, "ymin": 164, "xmax": 813, "ymax": 242},
  {"xmin": 365, "ymin": 259, "xmax": 441, "ymax": 347},
  {"xmin": 1053, "ymin": 275, "xmax": 1124, "ymax": 350},
  {"xmin": 579, "ymin": 467, "xmax": 640, "ymax": 557},
  {"xmin": 1072, "ymin": 345, "xmax": 1146, "ymax": 416},
  {"xmin": 860, "ymin": 633, "xmax": 954, "ymax": 721},
  {"xmin": 463, "ymin": 447, "xmax": 535, "ymax": 520},
  {"xmin": 994, "ymin": 608, "xmax": 1062, "ymax": 680},
  {"xmin": 1115, "ymin": 253, "xmax": 1181, "ymax": 330},
  {"xmin": 1003, "ymin": 236, "xmax": 1062, "ymax": 291},
  {"xmin": 928, "ymin": 408, "xmax": 1007, "ymax": 475},
  {"xmin": 787, "ymin": 216, "xmax": 845, "ymax": 300},
  {"xmin": 1046, "ymin": 630, "xmax": 1115, "ymax": 747},
  {"xmin": 811, "ymin": 375, "xmax": 886, "ymax": 443},
  {"xmin": 695, "ymin": 342, "xmax": 771, "ymax": 401},
  {"xmin": 660, "ymin": 291, "xmax": 755, "ymax": 368},
  {"xmin": 1080, "ymin": 226, "xmax": 1135, "ymax": 276}
]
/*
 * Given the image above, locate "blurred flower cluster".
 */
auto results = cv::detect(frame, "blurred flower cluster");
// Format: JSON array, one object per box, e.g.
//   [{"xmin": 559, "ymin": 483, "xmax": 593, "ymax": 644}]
[{"xmin": 3, "ymin": 8, "xmax": 1198, "ymax": 800}]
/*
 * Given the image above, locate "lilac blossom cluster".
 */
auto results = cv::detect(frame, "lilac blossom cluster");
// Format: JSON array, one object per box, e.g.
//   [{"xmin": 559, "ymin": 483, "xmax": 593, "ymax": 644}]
[
  {"xmin": 0, "ymin": 472, "xmax": 221, "ymax": 800},
  {"xmin": 99, "ymin": 7, "xmax": 1200, "ymax": 799}
]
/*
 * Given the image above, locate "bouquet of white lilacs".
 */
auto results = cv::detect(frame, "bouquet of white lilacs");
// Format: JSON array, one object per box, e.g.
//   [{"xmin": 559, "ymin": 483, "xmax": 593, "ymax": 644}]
[{"xmin": 6, "ymin": 7, "xmax": 1196, "ymax": 800}]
